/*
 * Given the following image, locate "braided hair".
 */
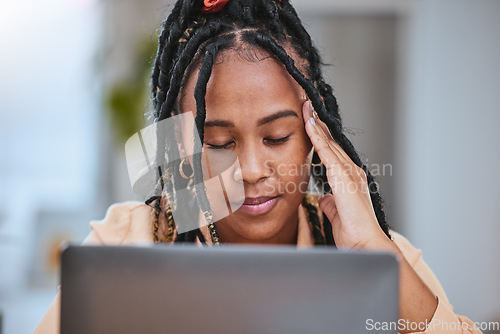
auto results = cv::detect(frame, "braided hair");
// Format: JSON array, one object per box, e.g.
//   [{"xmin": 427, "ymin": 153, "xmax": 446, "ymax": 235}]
[{"xmin": 147, "ymin": 0, "xmax": 391, "ymax": 245}]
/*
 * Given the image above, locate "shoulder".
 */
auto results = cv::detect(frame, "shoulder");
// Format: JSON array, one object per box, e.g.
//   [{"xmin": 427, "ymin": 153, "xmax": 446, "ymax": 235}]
[{"xmin": 87, "ymin": 201, "xmax": 154, "ymax": 245}]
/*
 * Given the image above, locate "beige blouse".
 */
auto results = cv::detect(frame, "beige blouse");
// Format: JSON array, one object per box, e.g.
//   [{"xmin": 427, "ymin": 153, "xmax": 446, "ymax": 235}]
[{"xmin": 34, "ymin": 200, "xmax": 482, "ymax": 334}]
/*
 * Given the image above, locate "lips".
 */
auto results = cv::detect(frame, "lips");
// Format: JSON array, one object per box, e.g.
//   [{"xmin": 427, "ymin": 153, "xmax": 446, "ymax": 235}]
[
  {"xmin": 238, "ymin": 196, "xmax": 280, "ymax": 215},
  {"xmin": 243, "ymin": 196, "xmax": 277, "ymax": 205}
]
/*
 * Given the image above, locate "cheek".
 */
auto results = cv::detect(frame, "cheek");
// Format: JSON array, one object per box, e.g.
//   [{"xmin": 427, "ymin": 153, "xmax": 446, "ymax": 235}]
[
  {"xmin": 287, "ymin": 131, "xmax": 314, "ymax": 165},
  {"xmin": 291, "ymin": 121, "xmax": 313, "ymax": 154},
  {"xmin": 273, "ymin": 138, "xmax": 313, "ymax": 190}
]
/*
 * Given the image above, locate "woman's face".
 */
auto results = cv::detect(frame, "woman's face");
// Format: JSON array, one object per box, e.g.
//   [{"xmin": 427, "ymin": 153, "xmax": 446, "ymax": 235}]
[{"xmin": 180, "ymin": 48, "xmax": 313, "ymax": 244}]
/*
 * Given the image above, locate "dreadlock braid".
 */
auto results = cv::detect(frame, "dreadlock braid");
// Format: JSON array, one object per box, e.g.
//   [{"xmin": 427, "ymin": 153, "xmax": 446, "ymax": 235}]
[
  {"xmin": 151, "ymin": 1, "xmax": 183, "ymax": 110},
  {"xmin": 302, "ymin": 194, "xmax": 326, "ymax": 246},
  {"xmin": 153, "ymin": 1, "xmax": 207, "ymax": 113},
  {"xmin": 193, "ymin": 41, "xmax": 220, "ymax": 213},
  {"xmin": 158, "ymin": 21, "xmax": 225, "ymax": 121},
  {"xmin": 192, "ymin": 39, "xmax": 233, "ymax": 245},
  {"xmin": 147, "ymin": 0, "xmax": 391, "ymax": 245}
]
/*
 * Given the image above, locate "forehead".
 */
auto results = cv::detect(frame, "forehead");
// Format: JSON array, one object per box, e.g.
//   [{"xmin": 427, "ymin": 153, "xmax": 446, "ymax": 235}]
[{"xmin": 180, "ymin": 48, "xmax": 306, "ymax": 119}]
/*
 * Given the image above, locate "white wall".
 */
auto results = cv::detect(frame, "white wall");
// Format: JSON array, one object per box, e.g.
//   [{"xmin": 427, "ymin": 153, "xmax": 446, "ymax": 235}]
[{"xmin": 396, "ymin": 0, "xmax": 500, "ymax": 322}]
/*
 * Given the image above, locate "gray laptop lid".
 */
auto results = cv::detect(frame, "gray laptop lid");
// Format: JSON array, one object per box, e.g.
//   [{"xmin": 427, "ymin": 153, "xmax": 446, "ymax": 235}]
[{"xmin": 61, "ymin": 245, "xmax": 399, "ymax": 334}]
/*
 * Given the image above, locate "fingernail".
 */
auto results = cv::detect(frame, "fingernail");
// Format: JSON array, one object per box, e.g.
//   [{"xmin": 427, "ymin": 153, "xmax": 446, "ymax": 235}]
[
  {"xmin": 309, "ymin": 101, "xmax": 318, "ymax": 120},
  {"xmin": 308, "ymin": 100, "xmax": 315, "ymax": 112},
  {"xmin": 309, "ymin": 117, "xmax": 316, "ymax": 126}
]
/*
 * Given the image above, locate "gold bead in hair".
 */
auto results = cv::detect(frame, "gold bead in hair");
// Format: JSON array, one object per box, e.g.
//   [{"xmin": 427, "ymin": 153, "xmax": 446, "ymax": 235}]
[
  {"xmin": 178, "ymin": 18, "xmax": 206, "ymax": 44},
  {"xmin": 178, "ymin": 27, "xmax": 194, "ymax": 43},
  {"xmin": 204, "ymin": 210, "xmax": 221, "ymax": 245}
]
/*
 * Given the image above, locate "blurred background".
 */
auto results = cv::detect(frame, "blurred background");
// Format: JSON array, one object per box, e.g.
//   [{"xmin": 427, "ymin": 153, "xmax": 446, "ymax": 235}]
[{"xmin": 0, "ymin": 0, "xmax": 499, "ymax": 332}]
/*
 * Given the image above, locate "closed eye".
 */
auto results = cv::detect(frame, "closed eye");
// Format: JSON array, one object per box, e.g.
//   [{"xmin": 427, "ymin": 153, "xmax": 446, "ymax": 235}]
[
  {"xmin": 265, "ymin": 134, "xmax": 291, "ymax": 145},
  {"xmin": 205, "ymin": 141, "xmax": 235, "ymax": 150},
  {"xmin": 205, "ymin": 134, "xmax": 292, "ymax": 150}
]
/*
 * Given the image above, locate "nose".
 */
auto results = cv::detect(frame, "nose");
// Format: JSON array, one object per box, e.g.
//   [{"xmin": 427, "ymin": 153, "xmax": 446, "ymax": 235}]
[{"xmin": 237, "ymin": 142, "xmax": 272, "ymax": 184}]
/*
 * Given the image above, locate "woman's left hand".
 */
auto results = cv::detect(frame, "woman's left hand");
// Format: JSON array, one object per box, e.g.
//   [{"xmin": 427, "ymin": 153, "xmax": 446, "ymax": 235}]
[
  {"xmin": 303, "ymin": 101, "xmax": 441, "ymax": 331},
  {"xmin": 303, "ymin": 100, "xmax": 397, "ymax": 252}
]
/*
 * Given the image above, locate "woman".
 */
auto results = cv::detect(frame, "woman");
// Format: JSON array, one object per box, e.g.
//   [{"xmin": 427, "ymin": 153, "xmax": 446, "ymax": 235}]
[{"xmin": 35, "ymin": 0, "xmax": 481, "ymax": 333}]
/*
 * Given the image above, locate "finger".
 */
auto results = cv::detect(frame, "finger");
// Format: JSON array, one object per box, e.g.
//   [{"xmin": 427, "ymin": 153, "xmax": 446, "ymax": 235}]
[
  {"xmin": 303, "ymin": 100, "xmax": 329, "ymax": 141},
  {"xmin": 316, "ymin": 122, "xmax": 351, "ymax": 163},
  {"xmin": 305, "ymin": 120, "xmax": 357, "ymax": 194},
  {"xmin": 318, "ymin": 193, "xmax": 338, "ymax": 227},
  {"xmin": 305, "ymin": 116, "xmax": 352, "ymax": 179},
  {"xmin": 310, "ymin": 103, "xmax": 334, "ymax": 142},
  {"xmin": 304, "ymin": 102, "xmax": 365, "ymax": 192},
  {"xmin": 305, "ymin": 115, "xmax": 343, "ymax": 168},
  {"xmin": 304, "ymin": 102, "xmax": 339, "ymax": 154},
  {"xmin": 304, "ymin": 101, "xmax": 352, "ymax": 163},
  {"xmin": 307, "ymin": 101, "xmax": 344, "ymax": 158},
  {"xmin": 302, "ymin": 99, "xmax": 313, "ymax": 123},
  {"xmin": 329, "ymin": 138, "xmax": 352, "ymax": 164},
  {"xmin": 309, "ymin": 102, "xmax": 354, "ymax": 164}
]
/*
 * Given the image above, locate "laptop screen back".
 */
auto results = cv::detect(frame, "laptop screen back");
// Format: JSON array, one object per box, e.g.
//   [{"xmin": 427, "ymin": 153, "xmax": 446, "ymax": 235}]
[{"xmin": 61, "ymin": 245, "xmax": 399, "ymax": 334}]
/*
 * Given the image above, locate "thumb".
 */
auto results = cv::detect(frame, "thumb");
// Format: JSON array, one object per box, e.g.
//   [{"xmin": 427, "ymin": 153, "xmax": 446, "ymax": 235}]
[{"xmin": 318, "ymin": 193, "xmax": 337, "ymax": 224}]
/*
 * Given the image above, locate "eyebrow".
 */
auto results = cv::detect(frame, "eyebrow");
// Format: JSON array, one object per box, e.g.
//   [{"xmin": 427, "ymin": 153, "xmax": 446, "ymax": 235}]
[{"xmin": 204, "ymin": 110, "xmax": 298, "ymax": 128}]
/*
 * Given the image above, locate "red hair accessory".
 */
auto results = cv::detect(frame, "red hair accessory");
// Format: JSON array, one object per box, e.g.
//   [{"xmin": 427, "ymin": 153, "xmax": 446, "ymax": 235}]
[
  {"xmin": 201, "ymin": 0, "xmax": 281, "ymax": 14},
  {"xmin": 201, "ymin": 0, "xmax": 231, "ymax": 13}
]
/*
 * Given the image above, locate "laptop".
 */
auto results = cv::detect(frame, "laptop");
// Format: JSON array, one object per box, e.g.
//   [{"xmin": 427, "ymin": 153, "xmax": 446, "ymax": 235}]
[{"xmin": 60, "ymin": 244, "xmax": 399, "ymax": 334}]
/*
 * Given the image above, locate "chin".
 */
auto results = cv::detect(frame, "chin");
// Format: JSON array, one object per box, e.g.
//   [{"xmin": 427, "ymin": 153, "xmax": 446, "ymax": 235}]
[{"xmin": 217, "ymin": 214, "xmax": 293, "ymax": 245}]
